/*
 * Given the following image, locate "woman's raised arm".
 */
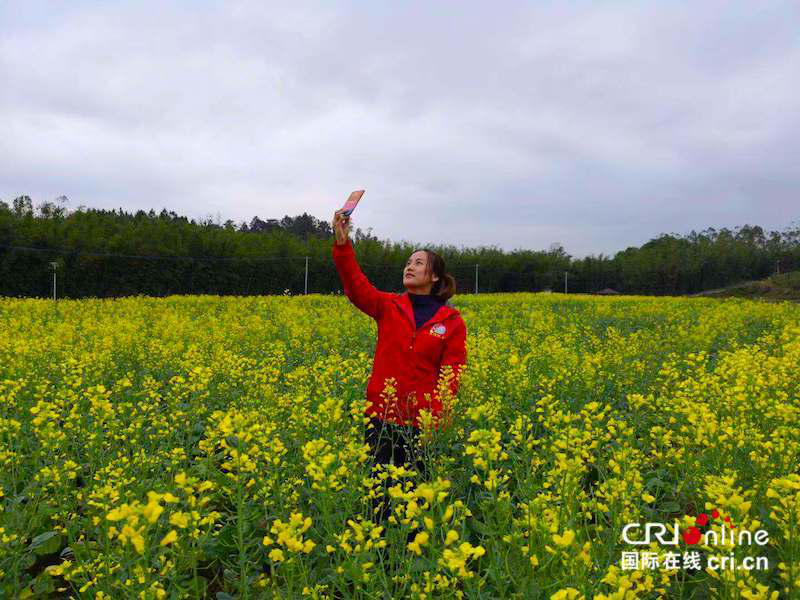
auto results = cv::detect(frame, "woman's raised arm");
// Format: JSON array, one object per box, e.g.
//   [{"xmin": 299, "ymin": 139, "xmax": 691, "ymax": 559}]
[{"xmin": 331, "ymin": 209, "xmax": 384, "ymax": 320}]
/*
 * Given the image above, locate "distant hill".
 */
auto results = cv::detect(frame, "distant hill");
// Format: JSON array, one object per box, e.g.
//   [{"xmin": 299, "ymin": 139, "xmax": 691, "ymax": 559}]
[{"xmin": 692, "ymin": 271, "xmax": 800, "ymax": 301}]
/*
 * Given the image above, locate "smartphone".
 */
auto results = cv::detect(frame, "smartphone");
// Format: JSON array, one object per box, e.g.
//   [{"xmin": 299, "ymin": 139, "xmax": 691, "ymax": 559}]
[{"xmin": 341, "ymin": 190, "xmax": 365, "ymax": 217}]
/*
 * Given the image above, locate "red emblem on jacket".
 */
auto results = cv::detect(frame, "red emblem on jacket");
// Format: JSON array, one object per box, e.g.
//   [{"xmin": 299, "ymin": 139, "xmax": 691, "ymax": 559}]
[{"xmin": 429, "ymin": 323, "xmax": 447, "ymax": 338}]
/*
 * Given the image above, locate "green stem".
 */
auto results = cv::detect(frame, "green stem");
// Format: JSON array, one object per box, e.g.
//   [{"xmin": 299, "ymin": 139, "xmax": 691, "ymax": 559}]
[{"xmin": 236, "ymin": 476, "xmax": 249, "ymax": 600}]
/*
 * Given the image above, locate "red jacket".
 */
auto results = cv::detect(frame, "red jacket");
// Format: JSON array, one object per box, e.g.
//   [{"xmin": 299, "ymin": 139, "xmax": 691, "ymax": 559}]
[{"xmin": 332, "ymin": 239, "xmax": 467, "ymax": 430}]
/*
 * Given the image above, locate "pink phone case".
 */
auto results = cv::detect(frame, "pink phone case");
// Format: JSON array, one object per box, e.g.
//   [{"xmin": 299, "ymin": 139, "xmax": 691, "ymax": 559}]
[{"xmin": 342, "ymin": 190, "xmax": 364, "ymax": 216}]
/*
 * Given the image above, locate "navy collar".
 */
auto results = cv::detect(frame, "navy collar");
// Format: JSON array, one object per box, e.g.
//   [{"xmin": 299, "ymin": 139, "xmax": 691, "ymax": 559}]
[{"xmin": 393, "ymin": 292, "xmax": 458, "ymax": 330}]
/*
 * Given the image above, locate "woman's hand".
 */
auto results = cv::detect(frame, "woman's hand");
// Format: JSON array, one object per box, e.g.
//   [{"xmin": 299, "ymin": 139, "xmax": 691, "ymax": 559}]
[{"xmin": 332, "ymin": 209, "xmax": 352, "ymax": 245}]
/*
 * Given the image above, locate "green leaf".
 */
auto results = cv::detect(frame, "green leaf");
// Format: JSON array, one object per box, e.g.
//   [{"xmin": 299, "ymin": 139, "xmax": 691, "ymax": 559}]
[
  {"xmin": 32, "ymin": 573, "xmax": 55, "ymax": 595},
  {"xmin": 222, "ymin": 568, "xmax": 237, "ymax": 582},
  {"xmin": 409, "ymin": 557, "xmax": 429, "ymax": 573},
  {"xmin": 28, "ymin": 531, "xmax": 61, "ymax": 555},
  {"xmin": 470, "ymin": 519, "xmax": 491, "ymax": 536},
  {"xmin": 659, "ymin": 501, "xmax": 680, "ymax": 514},
  {"xmin": 645, "ymin": 477, "xmax": 663, "ymax": 490}
]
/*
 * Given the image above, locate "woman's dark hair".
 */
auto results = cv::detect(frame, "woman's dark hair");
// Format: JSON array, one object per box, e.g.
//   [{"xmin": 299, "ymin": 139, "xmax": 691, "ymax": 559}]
[{"xmin": 414, "ymin": 248, "xmax": 457, "ymax": 302}]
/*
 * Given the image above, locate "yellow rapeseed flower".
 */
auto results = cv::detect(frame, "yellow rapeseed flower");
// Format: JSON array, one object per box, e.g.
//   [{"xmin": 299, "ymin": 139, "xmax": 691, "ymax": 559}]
[
  {"xmin": 553, "ymin": 529, "xmax": 575, "ymax": 547},
  {"xmin": 408, "ymin": 531, "xmax": 429, "ymax": 555},
  {"xmin": 160, "ymin": 530, "xmax": 178, "ymax": 546},
  {"xmin": 169, "ymin": 512, "xmax": 190, "ymax": 528},
  {"xmin": 269, "ymin": 548, "xmax": 285, "ymax": 562}
]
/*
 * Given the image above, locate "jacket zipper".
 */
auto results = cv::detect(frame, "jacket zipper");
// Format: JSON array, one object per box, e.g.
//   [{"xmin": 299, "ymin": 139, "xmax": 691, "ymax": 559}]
[{"xmin": 399, "ymin": 309, "xmax": 459, "ymax": 420}]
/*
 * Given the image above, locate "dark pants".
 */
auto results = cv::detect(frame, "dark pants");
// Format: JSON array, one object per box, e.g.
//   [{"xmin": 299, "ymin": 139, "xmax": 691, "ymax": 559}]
[{"xmin": 364, "ymin": 416, "xmax": 428, "ymax": 524}]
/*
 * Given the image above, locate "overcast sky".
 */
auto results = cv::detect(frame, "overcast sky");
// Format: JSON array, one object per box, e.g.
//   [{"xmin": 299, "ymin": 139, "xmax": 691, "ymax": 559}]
[{"xmin": 1, "ymin": 1, "xmax": 798, "ymax": 257}]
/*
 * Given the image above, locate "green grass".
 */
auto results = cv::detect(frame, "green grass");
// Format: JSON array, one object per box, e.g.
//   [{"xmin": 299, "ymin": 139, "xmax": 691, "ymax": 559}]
[{"xmin": 705, "ymin": 271, "xmax": 800, "ymax": 301}]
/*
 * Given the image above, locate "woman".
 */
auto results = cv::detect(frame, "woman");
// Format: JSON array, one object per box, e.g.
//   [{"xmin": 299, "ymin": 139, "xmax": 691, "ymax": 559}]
[{"xmin": 331, "ymin": 208, "xmax": 467, "ymax": 523}]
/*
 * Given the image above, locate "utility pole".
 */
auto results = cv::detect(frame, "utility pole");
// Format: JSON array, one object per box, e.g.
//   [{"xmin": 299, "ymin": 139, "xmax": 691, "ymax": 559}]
[
  {"xmin": 50, "ymin": 262, "xmax": 58, "ymax": 300},
  {"xmin": 564, "ymin": 271, "xmax": 568, "ymax": 294},
  {"xmin": 304, "ymin": 256, "xmax": 309, "ymax": 294},
  {"xmin": 474, "ymin": 264, "xmax": 479, "ymax": 294}
]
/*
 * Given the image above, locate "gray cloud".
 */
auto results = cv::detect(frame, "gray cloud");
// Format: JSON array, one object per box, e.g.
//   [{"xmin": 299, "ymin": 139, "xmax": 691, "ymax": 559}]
[{"xmin": 1, "ymin": 0, "xmax": 798, "ymax": 257}]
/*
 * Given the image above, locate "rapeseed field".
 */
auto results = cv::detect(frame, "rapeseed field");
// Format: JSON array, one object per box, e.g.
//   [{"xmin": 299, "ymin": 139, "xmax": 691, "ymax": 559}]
[{"xmin": 1, "ymin": 293, "xmax": 798, "ymax": 599}]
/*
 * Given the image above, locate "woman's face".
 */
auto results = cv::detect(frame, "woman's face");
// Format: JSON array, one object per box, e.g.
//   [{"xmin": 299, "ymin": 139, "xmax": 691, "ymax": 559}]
[{"xmin": 403, "ymin": 250, "xmax": 439, "ymax": 292}]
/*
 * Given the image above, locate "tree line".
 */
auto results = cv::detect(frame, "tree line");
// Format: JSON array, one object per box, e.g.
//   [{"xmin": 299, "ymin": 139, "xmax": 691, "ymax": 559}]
[{"xmin": 1, "ymin": 195, "xmax": 798, "ymax": 298}]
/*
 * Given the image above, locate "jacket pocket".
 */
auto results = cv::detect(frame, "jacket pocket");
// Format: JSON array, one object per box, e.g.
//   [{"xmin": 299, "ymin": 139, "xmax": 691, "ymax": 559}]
[{"xmin": 414, "ymin": 325, "xmax": 447, "ymax": 365}]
